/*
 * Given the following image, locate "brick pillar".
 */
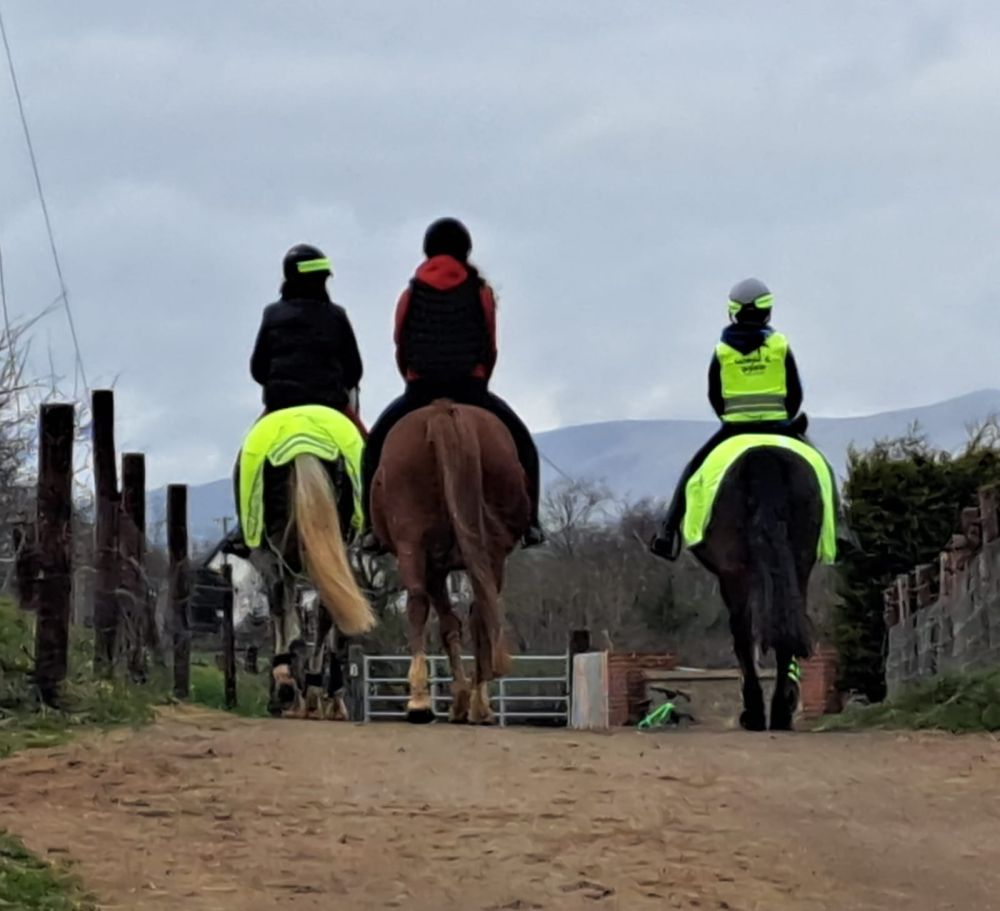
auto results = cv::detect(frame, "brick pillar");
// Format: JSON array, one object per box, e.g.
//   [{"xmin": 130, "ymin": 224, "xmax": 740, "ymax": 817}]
[{"xmin": 799, "ymin": 646, "xmax": 840, "ymax": 718}]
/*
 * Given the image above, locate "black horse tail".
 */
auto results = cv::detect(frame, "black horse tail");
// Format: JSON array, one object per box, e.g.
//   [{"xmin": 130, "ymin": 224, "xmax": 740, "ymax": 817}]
[{"xmin": 745, "ymin": 449, "xmax": 811, "ymax": 659}]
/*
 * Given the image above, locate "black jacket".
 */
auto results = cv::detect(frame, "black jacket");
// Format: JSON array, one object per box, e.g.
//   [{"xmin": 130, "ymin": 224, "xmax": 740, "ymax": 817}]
[
  {"xmin": 250, "ymin": 293, "xmax": 363, "ymax": 412},
  {"xmin": 707, "ymin": 324, "xmax": 803, "ymax": 420}
]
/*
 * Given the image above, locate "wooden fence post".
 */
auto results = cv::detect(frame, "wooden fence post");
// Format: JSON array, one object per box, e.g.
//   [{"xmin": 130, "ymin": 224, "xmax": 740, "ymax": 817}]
[
  {"xmin": 221, "ymin": 563, "xmax": 237, "ymax": 710},
  {"xmin": 168, "ymin": 484, "xmax": 191, "ymax": 698},
  {"xmin": 91, "ymin": 389, "xmax": 119, "ymax": 675},
  {"xmin": 33, "ymin": 404, "xmax": 75, "ymax": 704},
  {"xmin": 120, "ymin": 453, "xmax": 147, "ymax": 680}
]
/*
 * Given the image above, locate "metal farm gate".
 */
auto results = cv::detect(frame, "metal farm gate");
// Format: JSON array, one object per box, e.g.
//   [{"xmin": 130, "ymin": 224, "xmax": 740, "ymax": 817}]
[{"xmin": 361, "ymin": 653, "xmax": 571, "ymax": 726}]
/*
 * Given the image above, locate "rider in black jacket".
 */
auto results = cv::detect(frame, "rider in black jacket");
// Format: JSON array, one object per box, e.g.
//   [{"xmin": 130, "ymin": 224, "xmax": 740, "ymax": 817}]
[{"xmin": 250, "ymin": 243, "xmax": 363, "ymax": 417}]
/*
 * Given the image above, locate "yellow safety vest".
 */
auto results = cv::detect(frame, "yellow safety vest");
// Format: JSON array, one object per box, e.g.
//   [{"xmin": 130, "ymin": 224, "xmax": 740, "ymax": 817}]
[{"xmin": 716, "ymin": 332, "xmax": 789, "ymax": 423}]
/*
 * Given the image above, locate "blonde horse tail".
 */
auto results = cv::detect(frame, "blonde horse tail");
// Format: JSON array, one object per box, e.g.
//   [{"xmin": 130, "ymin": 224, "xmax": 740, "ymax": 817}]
[{"xmin": 292, "ymin": 454, "xmax": 375, "ymax": 636}]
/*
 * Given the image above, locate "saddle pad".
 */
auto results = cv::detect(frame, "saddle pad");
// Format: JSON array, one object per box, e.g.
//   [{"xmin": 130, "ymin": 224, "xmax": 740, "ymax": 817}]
[
  {"xmin": 681, "ymin": 433, "xmax": 837, "ymax": 564},
  {"xmin": 239, "ymin": 406, "xmax": 364, "ymax": 549}
]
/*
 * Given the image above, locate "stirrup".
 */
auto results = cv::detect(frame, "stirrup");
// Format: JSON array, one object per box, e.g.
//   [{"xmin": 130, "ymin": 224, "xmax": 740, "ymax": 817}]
[
  {"xmin": 649, "ymin": 529, "xmax": 681, "ymax": 561},
  {"xmin": 521, "ymin": 525, "xmax": 546, "ymax": 549},
  {"xmin": 358, "ymin": 530, "xmax": 388, "ymax": 556}
]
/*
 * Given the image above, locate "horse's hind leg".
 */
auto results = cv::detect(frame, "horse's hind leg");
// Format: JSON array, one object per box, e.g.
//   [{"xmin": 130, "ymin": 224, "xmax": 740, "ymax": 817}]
[
  {"xmin": 400, "ymin": 553, "xmax": 435, "ymax": 725},
  {"xmin": 272, "ymin": 572, "xmax": 307, "ymax": 719},
  {"xmin": 325, "ymin": 632, "xmax": 350, "ymax": 721},
  {"xmin": 724, "ymin": 580, "xmax": 766, "ymax": 731},
  {"xmin": 769, "ymin": 647, "xmax": 799, "ymax": 732},
  {"xmin": 304, "ymin": 600, "xmax": 334, "ymax": 720},
  {"xmin": 430, "ymin": 572, "xmax": 470, "ymax": 724}
]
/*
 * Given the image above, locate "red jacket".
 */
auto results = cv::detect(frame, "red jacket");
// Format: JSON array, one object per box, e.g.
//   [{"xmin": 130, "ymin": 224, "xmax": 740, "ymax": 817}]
[{"xmin": 393, "ymin": 256, "xmax": 498, "ymax": 382}]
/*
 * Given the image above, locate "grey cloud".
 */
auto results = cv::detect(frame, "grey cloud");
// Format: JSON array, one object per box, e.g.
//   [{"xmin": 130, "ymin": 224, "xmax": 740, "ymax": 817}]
[{"xmin": 1, "ymin": 1, "xmax": 999, "ymax": 485}]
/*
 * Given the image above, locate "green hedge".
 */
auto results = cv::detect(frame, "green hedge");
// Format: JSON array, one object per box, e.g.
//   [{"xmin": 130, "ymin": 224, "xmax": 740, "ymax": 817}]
[{"xmin": 835, "ymin": 425, "xmax": 1000, "ymax": 701}]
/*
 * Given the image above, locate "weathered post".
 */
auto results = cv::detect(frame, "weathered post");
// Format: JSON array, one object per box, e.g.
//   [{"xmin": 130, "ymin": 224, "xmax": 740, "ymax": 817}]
[
  {"xmin": 91, "ymin": 389, "xmax": 119, "ymax": 675},
  {"xmin": 566, "ymin": 628, "xmax": 591, "ymax": 723},
  {"xmin": 221, "ymin": 563, "xmax": 237, "ymax": 710},
  {"xmin": 33, "ymin": 403, "xmax": 75, "ymax": 704},
  {"xmin": 120, "ymin": 453, "xmax": 147, "ymax": 680},
  {"xmin": 168, "ymin": 484, "xmax": 191, "ymax": 698}
]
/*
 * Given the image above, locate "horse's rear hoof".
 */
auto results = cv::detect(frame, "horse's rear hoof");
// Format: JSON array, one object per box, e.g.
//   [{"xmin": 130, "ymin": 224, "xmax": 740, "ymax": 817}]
[
  {"xmin": 740, "ymin": 710, "xmax": 766, "ymax": 732},
  {"xmin": 406, "ymin": 707, "xmax": 436, "ymax": 725}
]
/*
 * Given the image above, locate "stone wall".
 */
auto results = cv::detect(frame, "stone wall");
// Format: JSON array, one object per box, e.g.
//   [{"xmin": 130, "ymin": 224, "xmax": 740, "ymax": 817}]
[{"xmin": 885, "ymin": 485, "xmax": 1000, "ymax": 695}]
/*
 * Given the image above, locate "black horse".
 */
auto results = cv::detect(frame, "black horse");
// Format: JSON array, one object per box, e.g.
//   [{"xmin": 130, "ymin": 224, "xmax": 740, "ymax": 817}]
[{"xmin": 693, "ymin": 446, "xmax": 823, "ymax": 731}]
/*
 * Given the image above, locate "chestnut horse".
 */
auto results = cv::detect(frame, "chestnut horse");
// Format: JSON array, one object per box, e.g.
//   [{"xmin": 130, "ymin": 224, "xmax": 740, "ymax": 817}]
[{"xmin": 371, "ymin": 401, "xmax": 531, "ymax": 724}]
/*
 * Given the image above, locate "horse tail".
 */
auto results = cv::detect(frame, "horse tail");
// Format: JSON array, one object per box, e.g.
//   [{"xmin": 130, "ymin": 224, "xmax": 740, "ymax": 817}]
[
  {"xmin": 745, "ymin": 449, "xmax": 811, "ymax": 659},
  {"xmin": 291, "ymin": 454, "xmax": 376, "ymax": 636},
  {"xmin": 427, "ymin": 405, "xmax": 510, "ymax": 679}
]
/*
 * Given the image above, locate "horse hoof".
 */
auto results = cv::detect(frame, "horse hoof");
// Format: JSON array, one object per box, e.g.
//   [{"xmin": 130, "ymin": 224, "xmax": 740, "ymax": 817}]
[
  {"xmin": 740, "ymin": 711, "xmax": 766, "ymax": 732},
  {"xmin": 406, "ymin": 707, "xmax": 436, "ymax": 725},
  {"xmin": 448, "ymin": 714, "xmax": 469, "ymax": 725}
]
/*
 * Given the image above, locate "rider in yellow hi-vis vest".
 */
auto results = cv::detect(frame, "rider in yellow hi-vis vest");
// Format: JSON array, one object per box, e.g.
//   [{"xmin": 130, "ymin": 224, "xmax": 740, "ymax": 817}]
[{"xmin": 651, "ymin": 277, "xmax": 805, "ymax": 560}]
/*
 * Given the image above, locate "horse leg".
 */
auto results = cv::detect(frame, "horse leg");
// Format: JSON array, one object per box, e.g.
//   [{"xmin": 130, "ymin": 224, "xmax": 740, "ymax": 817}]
[
  {"xmin": 430, "ymin": 572, "xmax": 469, "ymax": 724},
  {"xmin": 723, "ymin": 578, "xmax": 766, "ymax": 731},
  {"xmin": 770, "ymin": 647, "xmax": 799, "ymax": 732},
  {"xmin": 400, "ymin": 553, "xmax": 435, "ymax": 725},
  {"xmin": 326, "ymin": 631, "xmax": 350, "ymax": 722},
  {"xmin": 250, "ymin": 549, "xmax": 292, "ymax": 718},
  {"xmin": 470, "ymin": 557, "xmax": 509, "ymax": 725},
  {"xmin": 273, "ymin": 572, "xmax": 306, "ymax": 719},
  {"xmin": 304, "ymin": 597, "xmax": 333, "ymax": 720},
  {"xmin": 468, "ymin": 578, "xmax": 495, "ymax": 726}
]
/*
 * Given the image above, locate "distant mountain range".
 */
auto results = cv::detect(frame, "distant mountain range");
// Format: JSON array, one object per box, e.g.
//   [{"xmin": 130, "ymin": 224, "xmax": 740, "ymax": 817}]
[{"xmin": 150, "ymin": 389, "xmax": 1000, "ymax": 545}]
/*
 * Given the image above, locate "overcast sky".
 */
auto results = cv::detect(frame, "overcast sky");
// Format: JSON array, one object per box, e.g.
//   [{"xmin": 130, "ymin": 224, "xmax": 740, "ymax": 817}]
[{"xmin": 2, "ymin": 2, "xmax": 999, "ymax": 486}]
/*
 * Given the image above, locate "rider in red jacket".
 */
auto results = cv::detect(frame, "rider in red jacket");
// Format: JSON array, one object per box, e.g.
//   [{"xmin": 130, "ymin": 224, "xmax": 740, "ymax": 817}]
[{"xmin": 361, "ymin": 218, "xmax": 544, "ymax": 551}]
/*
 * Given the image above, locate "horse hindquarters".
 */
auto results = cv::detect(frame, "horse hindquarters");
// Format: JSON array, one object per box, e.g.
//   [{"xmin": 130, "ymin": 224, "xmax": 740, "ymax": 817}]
[
  {"xmin": 291, "ymin": 454, "xmax": 375, "ymax": 636},
  {"xmin": 744, "ymin": 451, "xmax": 811, "ymax": 661},
  {"xmin": 425, "ymin": 408, "xmax": 511, "ymax": 683}
]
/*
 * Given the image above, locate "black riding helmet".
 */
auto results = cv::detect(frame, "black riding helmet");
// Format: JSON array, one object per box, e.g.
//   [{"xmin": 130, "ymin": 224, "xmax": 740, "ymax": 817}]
[
  {"xmin": 282, "ymin": 243, "xmax": 332, "ymax": 281},
  {"xmin": 423, "ymin": 218, "xmax": 472, "ymax": 262}
]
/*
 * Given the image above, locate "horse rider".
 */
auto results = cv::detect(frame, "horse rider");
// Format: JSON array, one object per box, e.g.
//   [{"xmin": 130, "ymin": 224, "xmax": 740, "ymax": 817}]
[
  {"xmin": 650, "ymin": 277, "xmax": 804, "ymax": 560},
  {"xmin": 250, "ymin": 243, "xmax": 365, "ymax": 431},
  {"xmin": 224, "ymin": 244, "xmax": 365, "ymax": 556},
  {"xmin": 360, "ymin": 217, "xmax": 545, "ymax": 552}
]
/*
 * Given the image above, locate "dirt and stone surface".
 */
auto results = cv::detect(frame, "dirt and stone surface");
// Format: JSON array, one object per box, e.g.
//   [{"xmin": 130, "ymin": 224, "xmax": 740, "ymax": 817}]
[{"xmin": 1, "ymin": 707, "xmax": 998, "ymax": 910}]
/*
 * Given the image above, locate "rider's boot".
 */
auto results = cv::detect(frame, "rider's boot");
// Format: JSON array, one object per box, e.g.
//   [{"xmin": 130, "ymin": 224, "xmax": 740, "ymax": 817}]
[
  {"xmin": 649, "ymin": 520, "xmax": 681, "ymax": 562},
  {"xmin": 521, "ymin": 522, "xmax": 546, "ymax": 549}
]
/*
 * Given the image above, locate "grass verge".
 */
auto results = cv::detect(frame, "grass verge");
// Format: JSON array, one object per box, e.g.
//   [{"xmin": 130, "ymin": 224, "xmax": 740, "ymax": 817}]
[
  {"xmin": 0, "ymin": 600, "xmax": 165, "ymax": 759},
  {"xmin": 0, "ymin": 830, "xmax": 98, "ymax": 910},
  {"xmin": 1, "ymin": 602, "xmax": 271, "ymax": 759},
  {"xmin": 820, "ymin": 668, "xmax": 1000, "ymax": 733},
  {"xmin": 190, "ymin": 657, "xmax": 270, "ymax": 718}
]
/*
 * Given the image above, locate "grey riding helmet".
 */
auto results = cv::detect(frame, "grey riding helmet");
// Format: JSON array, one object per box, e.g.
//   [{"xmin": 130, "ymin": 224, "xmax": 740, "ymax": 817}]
[{"xmin": 728, "ymin": 277, "xmax": 774, "ymax": 317}]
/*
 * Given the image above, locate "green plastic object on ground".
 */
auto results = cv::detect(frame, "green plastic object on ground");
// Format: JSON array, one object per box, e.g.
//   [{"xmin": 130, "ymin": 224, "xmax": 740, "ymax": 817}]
[{"xmin": 637, "ymin": 701, "xmax": 677, "ymax": 730}]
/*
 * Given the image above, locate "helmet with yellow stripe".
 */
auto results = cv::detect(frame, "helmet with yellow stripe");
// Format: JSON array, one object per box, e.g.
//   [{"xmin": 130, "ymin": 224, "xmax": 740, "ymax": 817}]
[
  {"xmin": 283, "ymin": 243, "xmax": 332, "ymax": 282},
  {"xmin": 728, "ymin": 277, "xmax": 773, "ymax": 323}
]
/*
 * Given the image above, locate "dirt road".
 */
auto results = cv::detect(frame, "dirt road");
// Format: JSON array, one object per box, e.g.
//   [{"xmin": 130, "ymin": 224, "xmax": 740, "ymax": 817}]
[{"xmin": 1, "ymin": 708, "xmax": 998, "ymax": 910}]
